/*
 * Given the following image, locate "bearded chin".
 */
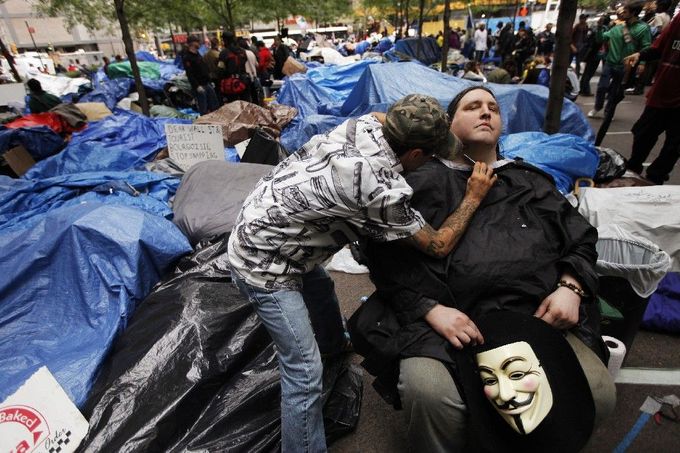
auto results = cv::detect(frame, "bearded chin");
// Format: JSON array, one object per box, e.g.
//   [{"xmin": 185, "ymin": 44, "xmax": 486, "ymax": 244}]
[{"xmin": 512, "ymin": 414, "xmax": 526, "ymax": 435}]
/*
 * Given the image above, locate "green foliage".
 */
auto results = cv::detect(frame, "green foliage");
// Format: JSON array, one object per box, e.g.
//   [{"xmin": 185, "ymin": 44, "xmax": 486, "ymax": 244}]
[
  {"xmin": 39, "ymin": 0, "xmax": 353, "ymax": 34},
  {"xmin": 37, "ymin": 0, "xmax": 114, "ymax": 31},
  {"xmin": 578, "ymin": 0, "xmax": 611, "ymax": 12}
]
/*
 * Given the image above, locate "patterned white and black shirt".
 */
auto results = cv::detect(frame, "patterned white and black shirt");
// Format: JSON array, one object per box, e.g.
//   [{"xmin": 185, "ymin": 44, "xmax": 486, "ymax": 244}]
[{"xmin": 228, "ymin": 114, "xmax": 426, "ymax": 290}]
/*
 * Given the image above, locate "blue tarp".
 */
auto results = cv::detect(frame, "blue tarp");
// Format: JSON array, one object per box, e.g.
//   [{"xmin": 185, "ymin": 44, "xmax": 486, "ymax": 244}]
[
  {"xmin": 643, "ymin": 273, "xmax": 680, "ymax": 334},
  {"xmin": 0, "ymin": 171, "xmax": 180, "ymax": 231},
  {"xmin": 278, "ymin": 61, "xmax": 594, "ymax": 151},
  {"xmin": 91, "ymin": 52, "xmax": 184, "ymax": 93},
  {"xmin": 0, "ymin": 201, "xmax": 191, "ymax": 407},
  {"xmin": 23, "ymin": 110, "xmax": 191, "ymax": 179},
  {"xmin": 80, "ymin": 78, "xmax": 134, "ymax": 110},
  {"xmin": 278, "ymin": 60, "xmax": 378, "ymax": 120},
  {"xmin": 135, "ymin": 51, "xmax": 160, "ymax": 62},
  {"xmin": 0, "ymin": 126, "xmax": 65, "ymax": 160},
  {"xmin": 392, "ymin": 37, "xmax": 441, "ymax": 65},
  {"xmin": 500, "ymin": 132, "xmax": 600, "ymax": 193}
]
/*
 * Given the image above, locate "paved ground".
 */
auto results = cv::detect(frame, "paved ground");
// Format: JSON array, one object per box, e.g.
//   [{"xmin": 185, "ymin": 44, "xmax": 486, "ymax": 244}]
[
  {"xmin": 328, "ymin": 86, "xmax": 680, "ymax": 452},
  {"xmin": 575, "ymin": 82, "xmax": 680, "ymax": 185},
  {"xmin": 329, "ymin": 271, "xmax": 680, "ymax": 453}
]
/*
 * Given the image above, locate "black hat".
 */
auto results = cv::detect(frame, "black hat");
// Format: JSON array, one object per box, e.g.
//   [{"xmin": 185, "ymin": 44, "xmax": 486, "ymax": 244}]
[{"xmin": 453, "ymin": 311, "xmax": 595, "ymax": 452}]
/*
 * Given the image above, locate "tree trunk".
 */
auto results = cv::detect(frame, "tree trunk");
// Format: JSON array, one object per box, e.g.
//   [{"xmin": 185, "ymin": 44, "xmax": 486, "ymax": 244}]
[
  {"xmin": 114, "ymin": 0, "xmax": 150, "ymax": 116},
  {"xmin": 0, "ymin": 38, "xmax": 21, "ymax": 82},
  {"xmin": 440, "ymin": 0, "xmax": 451, "ymax": 72},
  {"xmin": 544, "ymin": 0, "xmax": 577, "ymax": 134},
  {"xmin": 169, "ymin": 23, "xmax": 178, "ymax": 56},
  {"xmin": 404, "ymin": 0, "xmax": 410, "ymax": 37},
  {"xmin": 394, "ymin": 0, "xmax": 404, "ymax": 38},
  {"xmin": 416, "ymin": 0, "xmax": 425, "ymax": 60},
  {"xmin": 225, "ymin": 0, "xmax": 234, "ymax": 31}
]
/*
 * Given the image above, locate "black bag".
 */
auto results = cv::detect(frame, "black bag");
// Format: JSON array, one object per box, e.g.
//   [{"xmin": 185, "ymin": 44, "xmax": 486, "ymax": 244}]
[
  {"xmin": 594, "ymin": 147, "xmax": 627, "ymax": 182},
  {"xmin": 241, "ymin": 128, "xmax": 287, "ymax": 165}
]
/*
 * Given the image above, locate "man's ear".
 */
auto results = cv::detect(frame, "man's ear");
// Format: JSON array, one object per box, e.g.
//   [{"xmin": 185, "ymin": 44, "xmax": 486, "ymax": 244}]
[{"xmin": 399, "ymin": 148, "xmax": 425, "ymax": 167}]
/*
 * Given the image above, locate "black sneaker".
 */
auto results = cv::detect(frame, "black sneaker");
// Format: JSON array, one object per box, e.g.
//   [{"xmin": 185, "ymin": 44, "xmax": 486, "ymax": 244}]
[{"xmin": 646, "ymin": 173, "xmax": 668, "ymax": 185}]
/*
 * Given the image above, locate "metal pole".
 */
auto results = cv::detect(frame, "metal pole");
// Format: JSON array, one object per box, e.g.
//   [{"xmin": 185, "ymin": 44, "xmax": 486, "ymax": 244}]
[{"xmin": 25, "ymin": 21, "xmax": 45, "ymax": 68}]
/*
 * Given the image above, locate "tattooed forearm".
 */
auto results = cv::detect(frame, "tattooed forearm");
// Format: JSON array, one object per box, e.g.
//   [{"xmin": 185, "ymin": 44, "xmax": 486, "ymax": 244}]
[{"xmin": 407, "ymin": 197, "xmax": 482, "ymax": 258}]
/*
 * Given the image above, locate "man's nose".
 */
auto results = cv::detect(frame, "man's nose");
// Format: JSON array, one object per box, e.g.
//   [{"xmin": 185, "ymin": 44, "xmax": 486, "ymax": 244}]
[{"xmin": 497, "ymin": 376, "xmax": 516, "ymax": 403}]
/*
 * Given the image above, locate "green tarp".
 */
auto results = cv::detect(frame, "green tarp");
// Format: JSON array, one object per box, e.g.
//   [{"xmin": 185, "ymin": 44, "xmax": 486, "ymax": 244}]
[{"xmin": 107, "ymin": 61, "xmax": 161, "ymax": 80}]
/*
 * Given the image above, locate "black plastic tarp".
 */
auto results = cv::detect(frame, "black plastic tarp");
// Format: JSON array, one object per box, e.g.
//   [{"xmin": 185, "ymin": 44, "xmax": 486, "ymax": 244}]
[{"xmin": 80, "ymin": 239, "xmax": 362, "ymax": 452}]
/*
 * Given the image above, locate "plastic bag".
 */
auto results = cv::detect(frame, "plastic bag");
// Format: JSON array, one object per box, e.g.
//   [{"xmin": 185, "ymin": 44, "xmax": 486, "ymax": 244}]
[
  {"xmin": 500, "ymin": 131, "xmax": 600, "ymax": 193},
  {"xmin": 594, "ymin": 147, "xmax": 627, "ymax": 183},
  {"xmin": 325, "ymin": 247, "xmax": 369, "ymax": 274},
  {"xmin": 595, "ymin": 224, "xmax": 671, "ymax": 297},
  {"xmin": 80, "ymin": 239, "xmax": 363, "ymax": 452},
  {"xmin": 642, "ymin": 272, "xmax": 680, "ymax": 333},
  {"xmin": 196, "ymin": 101, "xmax": 297, "ymax": 146},
  {"xmin": 578, "ymin": 186, "xmax": 680, "ymax": 271},
  {"xmin": 241, "ymin": 128, "xmax": 287, "ymax": 165}
]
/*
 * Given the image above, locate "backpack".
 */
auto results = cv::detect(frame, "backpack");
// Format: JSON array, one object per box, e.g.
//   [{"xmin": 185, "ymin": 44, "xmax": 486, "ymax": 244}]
[
  {"xmin": 220, "ymin": 76, "xmax": 247, "ymax": 95},
  {"xmin": 220, "ymin": 47, "xmax": 249, "ymax": 95}
]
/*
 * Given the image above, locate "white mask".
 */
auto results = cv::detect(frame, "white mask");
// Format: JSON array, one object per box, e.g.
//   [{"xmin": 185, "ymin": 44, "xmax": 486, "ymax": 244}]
[{"xmin": 476, "ymin": 341, "xmax": 553, "ymax": 434}]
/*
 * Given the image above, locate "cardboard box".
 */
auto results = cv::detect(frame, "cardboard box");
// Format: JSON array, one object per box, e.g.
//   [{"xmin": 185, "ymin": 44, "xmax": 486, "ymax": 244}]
[{"xmin": 3, "ymin": 145, "xmax": 36, "ymax": 177}]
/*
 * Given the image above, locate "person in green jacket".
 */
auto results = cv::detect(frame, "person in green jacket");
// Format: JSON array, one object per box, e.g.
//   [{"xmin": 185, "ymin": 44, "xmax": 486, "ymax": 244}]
[
  {"xmin": 588, "ymin": 0, "xmax": 651, "ymax": 121},
  {"xmin": 26, "ymin": 79, "xmax": 62, "ymax": 113}
]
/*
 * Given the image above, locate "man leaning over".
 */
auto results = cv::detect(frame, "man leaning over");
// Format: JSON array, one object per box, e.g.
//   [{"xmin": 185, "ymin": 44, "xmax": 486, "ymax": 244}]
[{"xmin": 228, "ymin": 94, "xmax": 496, "ymax": 452}]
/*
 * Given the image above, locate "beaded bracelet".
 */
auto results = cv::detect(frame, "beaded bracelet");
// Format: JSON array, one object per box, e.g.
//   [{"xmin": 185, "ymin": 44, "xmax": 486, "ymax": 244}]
[{"xmin": 557, "ymin": 280, "xmax": 588, "ymax": 298}]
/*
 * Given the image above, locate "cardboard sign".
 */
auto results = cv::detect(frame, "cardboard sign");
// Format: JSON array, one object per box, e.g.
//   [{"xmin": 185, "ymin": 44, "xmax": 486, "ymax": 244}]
[
  {"xmin": 4, "ymin": 145, "xmax": 36, "ymax": 177},
  {"xmin": 165, "ymin": 124, "xmax": 225, "ymax": 171},
  {"xmin": 0, "ymin": 367, "xmax": 88, "ymax": 453}
]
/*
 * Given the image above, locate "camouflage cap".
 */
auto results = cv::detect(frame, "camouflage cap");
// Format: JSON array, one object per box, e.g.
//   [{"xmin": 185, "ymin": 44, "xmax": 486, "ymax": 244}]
[{"xmin": 383, "ymin": 94, "xmax": 462, "ymax": 160}]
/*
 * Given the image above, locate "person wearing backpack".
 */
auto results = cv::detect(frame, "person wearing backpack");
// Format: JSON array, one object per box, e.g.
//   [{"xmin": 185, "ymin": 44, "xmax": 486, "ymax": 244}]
[
  {"xmin": 217, "ymin": 31, "xmax": 251, "ymax": 103},
  {"xmin": 238, "ymin": 37, "xmax": 263, "ymax": 106}
]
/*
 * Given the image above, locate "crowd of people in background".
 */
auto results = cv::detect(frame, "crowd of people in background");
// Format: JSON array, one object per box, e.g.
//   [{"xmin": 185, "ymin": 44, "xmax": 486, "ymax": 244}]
[
  {"xmin": 32, "ymin": 0, "xmax": 670, "ymax": 181},
  {"xmin": 430, "ymin": 0, "xmax": 674, "ymax": 114},
  {"xmin": 178, "ymin": 30, "xmax": 298, "ymax": 114}
]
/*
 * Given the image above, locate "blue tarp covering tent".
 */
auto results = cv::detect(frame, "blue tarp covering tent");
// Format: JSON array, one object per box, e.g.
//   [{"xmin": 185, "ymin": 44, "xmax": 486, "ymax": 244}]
[
  {"xmin": 278, "ymin": 61, "xmax": 594, "ymax": 151},
  {"xmin": 392, "ymin": 37, "xmax": 441, "ymax": 65},
  {"xmin": 500, "ymin": 132, "xmax": 600, "ymax": 193},
  {"xmin": 23, "ymin": 110, "xmax": 191, "ymax": 179},
  {"xmin": 305, "ymin": 60, "xmax": 378, "ymax": 103},
  {"xmin": 79, "ymin": 78, "xmax": 134, "ymax": 110},
  {"xmin": 277, "ymin": 61, "xmax": 378, "ymax": 151},
  {"xmin": 90, "ymin": 51, "xmax": 184, "ymax": 94},
  {"xmin": 0, "ymin": 201, "xmax": 191, "ymax": 407},
  {"xmin": 0, "ymin": 171, "xmax": 180, "ymax": 231},
  {"xmin": 0, "ymin": 170, "xmax": 191, "ymax": 406},
  {"xmin": 0, "ymin": 126, "xmax": 65, "ymax": 160}
]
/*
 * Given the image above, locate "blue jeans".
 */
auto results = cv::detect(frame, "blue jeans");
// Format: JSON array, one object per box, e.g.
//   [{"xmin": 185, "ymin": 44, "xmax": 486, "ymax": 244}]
[
  {"xmin": 232, "ymin": 265, "xmax": 345, "ymax": 452},
  {"xmin": 594, "ymin": 63, "xmax": 624, "ymax": 112},
  {"xmin": 193, "ymin": 83, "xmax": 219, "ymax": 115}
]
